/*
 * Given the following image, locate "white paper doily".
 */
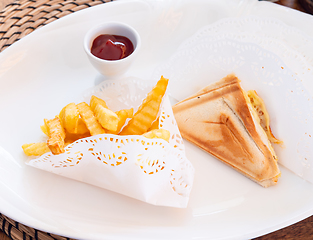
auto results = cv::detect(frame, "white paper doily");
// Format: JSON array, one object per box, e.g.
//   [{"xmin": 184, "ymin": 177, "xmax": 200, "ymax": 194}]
[
  {"xmin": 179, "ymin": 16, "xmax": 313, "ymax": 66},
  {"xmin": 178, "ymin": 16, "xmax": 313, "ymax": 92},
  {"xmin": 154, "ymin": 38, "xmax": 313, "ymax": 184},
  {"xmin": 26, "ymin": 77, "xmax": 194, "ymax": 208}
]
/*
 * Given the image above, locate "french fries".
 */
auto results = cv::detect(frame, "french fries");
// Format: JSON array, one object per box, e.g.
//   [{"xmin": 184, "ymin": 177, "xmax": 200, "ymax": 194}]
[
  {"xmin": 90, "ymin": 95, "xmax": 108, "ymax": 111},
  {"xmin": 77, "ymin": 102, "xmax": 106, "ymax": 136},
  {"xmin": 59, "ymin": 103, "xmax": 80, "ymax": 134},
  {"xmin": 94, "ymin": 104, "xmax": 119, "ymax": 132},
  {"xmin": 119, "ymin": 76, "xmax": 169, "ymax": 135},
  {"xmin": 142, "ymin": 129, "xmax": 170, "ymax": 142},
  {"xmin": 64, "ymin": 131, "xmax": 90, "ymax": 144},
  {"xmin": 45, "ymin": 116, "xmax": 66, "ymax": 154},
  {"xmin": 148, "ymin": 117, "xmax": 159, "ymax": 131},
  {"xmin": 76, "ymin": 118, "xmax": 90, "ymax": 135},
  {"xmin": 40, "ymin": 123, "xmax": 49, "ymax": 136},
  {"xmin": 22, "ymin": 76, "xmax": 170, "ymax": 157},
  {"xmin": 108, "ymin": 108, "xmax": 134, "ymax": 134},
  {"xmin": 22, "ymin": 142, "xmax": 50, "ymax": 156}
]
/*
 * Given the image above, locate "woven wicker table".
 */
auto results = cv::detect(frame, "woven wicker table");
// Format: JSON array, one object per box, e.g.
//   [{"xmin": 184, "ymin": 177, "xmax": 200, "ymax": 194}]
[
  {"xmin": 0, "ymin": 0, "xmax": 111, "ymax": 52},
  {"xmin": 0, "ymin": 0, "xmax": 313, "ymax": 240}
]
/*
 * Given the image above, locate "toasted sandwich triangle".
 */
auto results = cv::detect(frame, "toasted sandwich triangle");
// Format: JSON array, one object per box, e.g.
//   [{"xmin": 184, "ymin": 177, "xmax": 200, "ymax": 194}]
[{"xmin": 172, "ymin": 74, "xmax": 280, "ymax": 187}]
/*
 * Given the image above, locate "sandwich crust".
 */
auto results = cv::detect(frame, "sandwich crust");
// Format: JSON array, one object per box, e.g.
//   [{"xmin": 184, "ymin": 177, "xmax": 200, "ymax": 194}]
[{"xmin": 172, "ymin": 74, "xmax": 280, "ymax": 187}]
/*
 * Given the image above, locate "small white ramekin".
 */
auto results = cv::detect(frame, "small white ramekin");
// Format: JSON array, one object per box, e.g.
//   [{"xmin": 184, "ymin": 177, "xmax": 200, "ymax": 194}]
[{"xmin": 84, "ymin": 22, "xmax": 141, "ymax": 77}]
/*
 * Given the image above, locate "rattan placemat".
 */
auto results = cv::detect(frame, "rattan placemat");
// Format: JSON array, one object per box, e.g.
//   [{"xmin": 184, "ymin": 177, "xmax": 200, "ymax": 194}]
[
  {"xmin": 0, "ymin": 0, "xmax": 113, "ymax": 239},
  {"xmin": 1, "ymin": 213, "xmax": 73, "ymax": 240},
  {"xmin": 0, "ymin": 0, "xmax": 112, "ymax": 52}
]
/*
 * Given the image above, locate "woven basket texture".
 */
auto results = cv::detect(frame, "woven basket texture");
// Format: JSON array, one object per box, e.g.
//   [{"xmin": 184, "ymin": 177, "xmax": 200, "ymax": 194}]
[
  {"xmin": 0, "ymin": 1, "xmax": 113, "ymax": 239},
  {"xmin": 1, "ymin": 213, "xmax": 74, "ymax": 240},
  {"xmin": 0, "ymin": 0, "xmax": 112, "ymax": 52}
]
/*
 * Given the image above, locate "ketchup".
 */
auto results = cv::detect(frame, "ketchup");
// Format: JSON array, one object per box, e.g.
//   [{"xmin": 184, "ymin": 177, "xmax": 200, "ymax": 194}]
[{"xmin": 91, "ymin": 34, "xmax": 134, "ymax": 60}]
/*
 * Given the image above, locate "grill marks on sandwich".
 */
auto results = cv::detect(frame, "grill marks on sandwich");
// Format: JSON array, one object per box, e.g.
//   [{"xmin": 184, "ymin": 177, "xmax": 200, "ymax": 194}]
[
  {"xmin": 221, "ymin": 96, "xmax": 272, "ymax": 164},
  {"xmin": 202, "ymin": 113, "xmax": 254, "ymax": 163}
]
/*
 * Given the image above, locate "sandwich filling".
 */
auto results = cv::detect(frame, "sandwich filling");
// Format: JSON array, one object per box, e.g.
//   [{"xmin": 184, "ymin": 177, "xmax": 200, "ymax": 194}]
[{"xmin": 246, "ymin": 90, "xmax": 283, "ymax": 145}]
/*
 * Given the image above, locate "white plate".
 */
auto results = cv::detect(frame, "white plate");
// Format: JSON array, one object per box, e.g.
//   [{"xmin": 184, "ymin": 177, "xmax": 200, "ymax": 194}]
[{"xmin": 1, "ymin": 0, "xmax": 313, "ymax": 239}]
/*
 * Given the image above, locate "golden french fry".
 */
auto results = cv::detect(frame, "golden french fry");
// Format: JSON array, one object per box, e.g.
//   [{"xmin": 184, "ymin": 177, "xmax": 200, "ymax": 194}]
[
  {"xmin": 45, "ymin": 116, "xmax": 66, "ymax": 154},
  {"xmin": 77, "ymin": 102, "xmax": 105, "ymax": 136},
  {"xmin": 119, "ymin": 95, "xmax": 162, "ymax": 135},
  {"xmin": 137, "ymin": 76, "xmax": 169, "ymax": 113},
  {"xmin": 116, "ymin": 108, "xmax": 134, "ymax": 119},
  {"xmin": 65, "ymin": 130, "xmax": 91, "ymax": 144},
  {"xmin": 59, "ymin": 105, "xmax": 65, "ymax": 126},
  {"xmin": 90, "ymin": 95, "xmax": 108, "ymax": 111},
  {"xmin": 59, "ymin": 103, "xmax": 80, "ymax": 134},
  {"xmin": 40, "ymin": 124, "xmax": 49, "ymax": 136},
  {"xmin": 76, "ymin": 118, "xmax": 90, "ymax": 135},
  {"xmin": 142, "ymin": 129, "xmax": 170, "ymax": 142},
  {"xmin": 90, "ymin": 95, "xmax": 119, "ymax": 131},
  {"xmin": 107, "ymin": 108, "xmax": 134, "ymax": 134},
  {"xmin": 148, "ymin": 117, "xmax": 159, "ymax": 131},
  {"xmin": 119, "ymin": 76, "xmax": 168, "ymax": 135},
  {"xmin": 94, "ymin": 104, "xmax": 119, "ymax": 132},
  {"xmin": 116, "ymin": 108, "xmax": 134, "ymax": 132},
  {"xmin": 22, "ymin": 142, "xmax": 50, "ymax": 156},
  {"xmin": 47, "ymin": 134, "xmax": 64, "ymax": 155},
  {"xmin": 44, "ymin": 117, "xmax": 65, "ymax": 139}
]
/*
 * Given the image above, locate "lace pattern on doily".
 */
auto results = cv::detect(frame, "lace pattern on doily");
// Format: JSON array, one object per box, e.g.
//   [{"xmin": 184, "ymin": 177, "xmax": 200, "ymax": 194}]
[{"xmin": 179, "ymin": 16, "xmax": 313, "ymax": 69}]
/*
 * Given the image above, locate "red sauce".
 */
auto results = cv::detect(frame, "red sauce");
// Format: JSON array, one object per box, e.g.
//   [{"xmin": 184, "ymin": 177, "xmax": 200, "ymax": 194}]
[{"xmin": 91, "ymin": 34, "xmax": 134, "ymax": 60}]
